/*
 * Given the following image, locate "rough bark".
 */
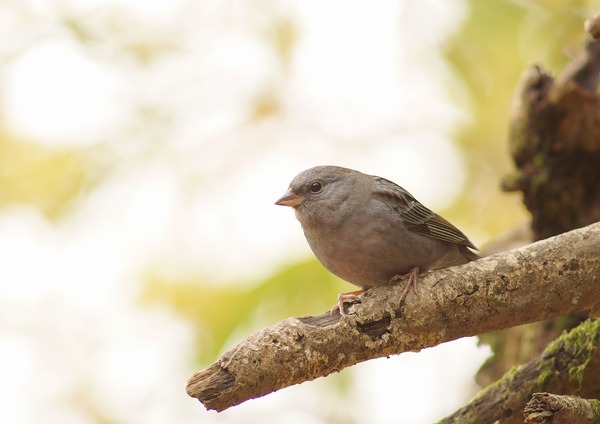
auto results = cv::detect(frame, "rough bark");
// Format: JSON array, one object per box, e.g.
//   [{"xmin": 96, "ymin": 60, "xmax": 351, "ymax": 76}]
[
  {"xmin": 186, "ymin": 221, "xmax": 600, "ymax": 412},
  {"xmin": 524, "ymin": 392, "xmax": 600, "ymax": 424},
  {"xmin": 439, "ymin": 320, "xmax": 600, "ymax": 424}
]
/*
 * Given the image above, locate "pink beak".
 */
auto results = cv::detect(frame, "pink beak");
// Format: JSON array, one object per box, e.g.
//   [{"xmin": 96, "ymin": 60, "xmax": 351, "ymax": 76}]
[{"xmin": 275, "ymin": 189, "xmax": 303, "ymax": 207}]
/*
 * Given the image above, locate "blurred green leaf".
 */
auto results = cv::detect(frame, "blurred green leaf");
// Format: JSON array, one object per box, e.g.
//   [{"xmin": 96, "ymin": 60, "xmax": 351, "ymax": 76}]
[
  {"xmin": 0, "ymin": 134, "xmax": 96, "ymax": 219},
  {"xmin": 141, "ymin": 259, "xmax": 348, "ymax": 364}
]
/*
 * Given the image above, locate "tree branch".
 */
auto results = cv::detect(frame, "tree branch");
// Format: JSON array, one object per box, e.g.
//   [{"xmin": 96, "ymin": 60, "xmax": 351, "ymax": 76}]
[
  {"xmin": 186, "ymin": 221, "xmax": 600, "ymax": 412},
  {"xmin": 524, "ymin": 393, "xmax": 600, "ymax": 424},
  {"xmin": 440, "ymin": 320, "xmax": 600, "ymax": 424}
]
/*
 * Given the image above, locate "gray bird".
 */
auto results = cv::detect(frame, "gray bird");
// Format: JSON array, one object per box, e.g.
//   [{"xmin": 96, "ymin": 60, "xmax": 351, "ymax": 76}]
[{"xmin": 275, "ymin": 165, "xmax": 479, "ymax": 314}]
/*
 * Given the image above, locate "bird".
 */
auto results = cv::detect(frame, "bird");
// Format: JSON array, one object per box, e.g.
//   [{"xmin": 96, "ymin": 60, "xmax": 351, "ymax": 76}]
[{"xmin": 275, "ymin": 165, "xmax": 479, "ymax": 315}]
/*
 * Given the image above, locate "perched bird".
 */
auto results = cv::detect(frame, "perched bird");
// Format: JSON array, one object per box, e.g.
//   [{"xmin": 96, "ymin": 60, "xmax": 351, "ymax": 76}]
[{"xmin": 275, "ymin": 165, "xmax": 479, "ymax": 314}]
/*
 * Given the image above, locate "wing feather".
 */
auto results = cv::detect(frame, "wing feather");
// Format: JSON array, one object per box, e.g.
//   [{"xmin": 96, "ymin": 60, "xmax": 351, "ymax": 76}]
[{"xmin": 372, "ymin": 176, "xmax": 477, "ymax": 249}]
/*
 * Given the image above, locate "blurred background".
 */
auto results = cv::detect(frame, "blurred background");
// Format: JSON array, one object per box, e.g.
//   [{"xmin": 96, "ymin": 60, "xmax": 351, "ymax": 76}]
[{"xmin": 0, "ymin": 0, "xmax": 596, "ymax": 423}]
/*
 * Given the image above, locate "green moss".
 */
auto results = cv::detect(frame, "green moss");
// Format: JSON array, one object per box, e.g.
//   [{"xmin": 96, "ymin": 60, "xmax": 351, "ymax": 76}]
[
  {"xmin": 569, "ymin": 363, "xmax": 587, "ymax": 389},
  {"xmin": 590, "ymin": 399, "xmax": 600, "ymax": 417},
  {"xmin": 560, "ymin": 320, "xmax": 599, "ymax": 389},
  {"xmin": 535, "ymin": 367, "xmax": 555, "ymax": 388},
  {"xmin": 468, "ymin": 363, "xmax": 521, "ymax": 404}
]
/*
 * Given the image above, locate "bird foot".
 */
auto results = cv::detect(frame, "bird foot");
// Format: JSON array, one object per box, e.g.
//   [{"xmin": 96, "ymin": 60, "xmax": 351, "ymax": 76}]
[
  {"xmin": 390, "ymin": 267, "xmax": 421, "ymax": 305},
  {"xmin": 332, "ymin": 289, "xmax": 366, "ymax": 316}
]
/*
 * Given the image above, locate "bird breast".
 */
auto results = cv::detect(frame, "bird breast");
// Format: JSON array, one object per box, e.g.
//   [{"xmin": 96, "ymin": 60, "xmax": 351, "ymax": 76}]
[{"xmin": 299, "ymin": 199, "xmax": 451, "ymax": 289}]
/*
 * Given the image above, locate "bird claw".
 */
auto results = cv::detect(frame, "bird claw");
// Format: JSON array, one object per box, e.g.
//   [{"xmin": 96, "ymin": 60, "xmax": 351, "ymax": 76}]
[
  {"xmin": 332, "ymin": 290, "xmax": 366, "ymax": 315},
  {"xmin": 391, "ymin": 267, "xmax": 421, "ymax": 305}
]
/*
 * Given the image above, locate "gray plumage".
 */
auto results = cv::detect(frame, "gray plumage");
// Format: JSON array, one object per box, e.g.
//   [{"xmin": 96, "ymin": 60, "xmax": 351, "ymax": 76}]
[{"xmin": 276, "ymin": 165, "xmax": 478, "ymax": 291}]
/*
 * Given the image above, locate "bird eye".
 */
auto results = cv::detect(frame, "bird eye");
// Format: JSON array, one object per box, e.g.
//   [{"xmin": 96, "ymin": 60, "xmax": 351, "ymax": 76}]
[{"xmin": 310, "ymin": 181, "xmax": 322, "ymax": 193}]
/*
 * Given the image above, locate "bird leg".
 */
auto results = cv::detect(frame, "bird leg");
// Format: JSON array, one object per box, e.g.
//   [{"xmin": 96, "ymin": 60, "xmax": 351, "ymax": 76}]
[
  {"xmin": 332, "ymin": 289, "xmax": 366, "ymax": 316},
  {"xmin": 390, "ymin": 266, "xmax": 421, "ymax": 305}
]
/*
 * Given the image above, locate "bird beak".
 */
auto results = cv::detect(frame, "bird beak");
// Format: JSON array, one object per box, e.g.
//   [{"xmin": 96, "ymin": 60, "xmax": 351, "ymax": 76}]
[{"xmin": 275, "ymin": 189, "xmax": 303, "ymax": 207}]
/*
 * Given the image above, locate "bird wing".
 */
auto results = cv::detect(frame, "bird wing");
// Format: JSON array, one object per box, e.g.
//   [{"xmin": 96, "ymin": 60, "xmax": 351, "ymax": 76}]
[{"xmin": 372, "ymin": 176, "xmax": 477, "ymax": 249}]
